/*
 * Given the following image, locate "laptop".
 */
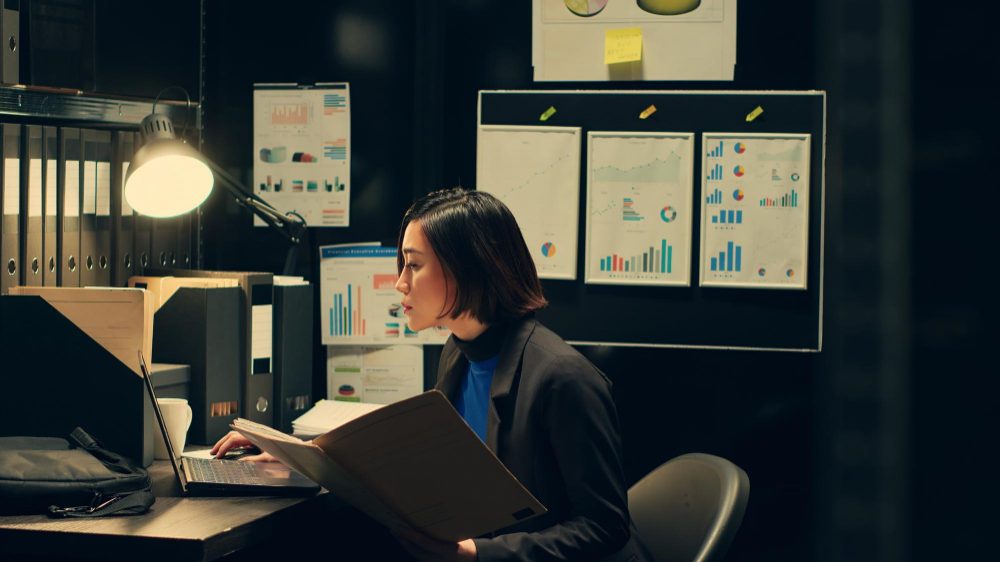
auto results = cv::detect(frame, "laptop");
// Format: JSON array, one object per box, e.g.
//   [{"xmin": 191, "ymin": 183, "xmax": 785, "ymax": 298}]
[{"xmin": 139, "ymin": 352, "xmax": 320, "ymax": 496}]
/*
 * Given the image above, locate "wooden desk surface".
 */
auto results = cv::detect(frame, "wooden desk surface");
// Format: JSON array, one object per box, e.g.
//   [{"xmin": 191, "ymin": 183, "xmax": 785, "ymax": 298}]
[{"xmin": 0, "ymin": 458, "xmax": 342, "ymax": 562}]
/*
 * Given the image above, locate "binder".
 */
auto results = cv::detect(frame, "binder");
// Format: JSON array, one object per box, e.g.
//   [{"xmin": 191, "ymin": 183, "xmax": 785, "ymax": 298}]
[
  {"xmin": 42, "ymin": 126, "xmax": 59, "ymax": 286},
  {"xmin": 0, "ymin": 0, "xmax": 18, "ymax": 85},
  {"xmin": 1, "ymin": 123, "xmax": 21, "ymax": 294},
  {"xmin": 58, "ymin": 127, "xmax": 82, "ymax": 287},
  {"xmin": 146, "ymin": 286, "xmax": 242, "ymax": 444},
  {"xmin": 112, "ymin": 130, "xmax": 136, "ymax": 286},
  {"xmin": 23, "ymin": 126, "xmax": 44, "ymax": 286},
  {"xmin": 159, "ymin": 269, "xmax": 275, "ymax": 426},
  {"xmin": 177, "ymin": 213, "xmax": 193, "ymax": 269},
  {"xmin": 81, "ymin": 129, "xmax": 112, "ymax": 286},
  {"xmin": 132, "ymin": 132, "xmax": 152, "ymax": 275},
  {"xmin": 151, "ymin": 216, "xmax": 177, "ymax": 270},
  {"xmin": 273, "ymin": 280, "xmax": 313, "ymax": 434}
]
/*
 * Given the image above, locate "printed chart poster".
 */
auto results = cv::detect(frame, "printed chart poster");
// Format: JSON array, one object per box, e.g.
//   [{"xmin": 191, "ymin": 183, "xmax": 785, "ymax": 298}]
[
  {"xmin": 699, "ymin": 133, "xmax": 811, "ymax": 289},
  {"xmin": 327, "ymin": 345, "xmax": 424, "ymax": 405},
  {"xmin": 319, "ymin": 245, "xmax": 450, "ymax": 345},
  {"xmin": 477, "ymin": 125, "xmax": 582, "ymax": 280},
  {"xmin": 585, "ymin": 132, "xmax": 694, "ymax": 286},
  {"xmin": 253, "ymin": 83, "xmax": 351, "ymax": 227}
]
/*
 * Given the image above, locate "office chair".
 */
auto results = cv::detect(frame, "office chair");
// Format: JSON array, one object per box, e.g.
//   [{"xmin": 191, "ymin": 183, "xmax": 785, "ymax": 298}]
[{"xmin": 628, "ymin": 453, "xmax": 749, "ymax": 562}]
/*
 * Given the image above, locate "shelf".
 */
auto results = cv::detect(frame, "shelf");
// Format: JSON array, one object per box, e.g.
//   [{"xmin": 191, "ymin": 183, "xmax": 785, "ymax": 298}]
[{"xmin": 0, "ymin": 85, "xmax": 198, "ymax": 128}]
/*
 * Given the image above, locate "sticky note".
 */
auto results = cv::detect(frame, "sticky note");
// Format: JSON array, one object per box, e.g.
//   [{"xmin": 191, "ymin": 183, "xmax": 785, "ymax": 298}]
[
  {"xmin": 746, "ymin": 106, "xmax": 764, "ymax": 122},
  {"xmin": 540, "ymin": 106, "xmax": 557, "ymax": 121},
  {"xmin": 605, "ymin": 28, "xmax": 643, "ymax": 65},
  {"xmin": 639, "ymin": 105, "xmax": 657, "ymax": 119}
]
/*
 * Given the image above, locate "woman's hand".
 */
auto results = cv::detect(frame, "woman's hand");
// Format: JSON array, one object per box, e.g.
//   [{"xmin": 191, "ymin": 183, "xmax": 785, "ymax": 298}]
[
  {"xmin": 393, "ymin": 528, "xmax": 477, "ymax": 561},
  {"xmin": 209, "ymin": 431, "xmax": 278, "ymax": 463}
]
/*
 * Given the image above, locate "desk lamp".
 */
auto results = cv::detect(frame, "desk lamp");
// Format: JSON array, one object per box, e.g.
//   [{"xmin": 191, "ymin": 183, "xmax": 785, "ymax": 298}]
[{"xmin": 124, "ymin": 96, "xmax": 306, "ymax": 273}]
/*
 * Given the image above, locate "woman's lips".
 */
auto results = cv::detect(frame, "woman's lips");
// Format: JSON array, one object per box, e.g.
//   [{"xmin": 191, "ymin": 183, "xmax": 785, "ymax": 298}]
[{"xmin": 403, "ymin": 304, "xmax": 413, "ymax": 314}]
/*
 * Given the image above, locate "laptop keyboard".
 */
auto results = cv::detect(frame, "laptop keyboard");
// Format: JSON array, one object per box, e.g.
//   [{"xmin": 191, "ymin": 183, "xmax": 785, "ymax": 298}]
[{"xmin": 186, "ymin": 457, "xmax": 261, "ymax": 484}]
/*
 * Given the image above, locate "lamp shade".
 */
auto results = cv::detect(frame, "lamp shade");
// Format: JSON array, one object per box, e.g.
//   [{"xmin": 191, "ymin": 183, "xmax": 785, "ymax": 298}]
[{"xmin": 124, "ymin": 114, "xmax": 214, "ymax": 218}]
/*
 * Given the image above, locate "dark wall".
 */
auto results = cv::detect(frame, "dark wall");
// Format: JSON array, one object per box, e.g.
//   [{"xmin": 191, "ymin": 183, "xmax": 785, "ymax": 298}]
[{"xmin": 83, "ymin": 1, "xmax": 995, "ymax": 561}]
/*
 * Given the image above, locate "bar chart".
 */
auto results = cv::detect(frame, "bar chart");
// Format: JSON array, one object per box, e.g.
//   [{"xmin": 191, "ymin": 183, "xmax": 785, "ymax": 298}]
[
  {"xmin": 760, "ymin": 188, "xmax": 799, "ymax": 208},
  {"xmin": 709, "ymin": 241, "xmax": 742, "ymax": 273},
  {"xmin": 706, "ymin": 188, "xmax": 723, "ymax": 205},
  {"xmin": 329, "ymin": 284, "xmax": 365, "ymax": 337},
  {"xmin": 622, "ymin": 198, "xmax": 644, "ymax": 222},
  {"xmin": 710, "ymin": 209, "xmax": 743, "ymax": 224},
  {"xmin": 707, "ymin": 140, "xmax": 724, "ymax": 158},
  {"xmin": 598, "ymin": 239, "xmax": 673, "ymax": 275}
]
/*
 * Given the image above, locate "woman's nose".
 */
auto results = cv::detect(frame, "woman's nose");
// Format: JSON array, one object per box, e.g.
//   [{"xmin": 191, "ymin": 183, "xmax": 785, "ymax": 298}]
[{"xmin": 395, "ymin": 275, "xmax": 408, "ymax": 294}]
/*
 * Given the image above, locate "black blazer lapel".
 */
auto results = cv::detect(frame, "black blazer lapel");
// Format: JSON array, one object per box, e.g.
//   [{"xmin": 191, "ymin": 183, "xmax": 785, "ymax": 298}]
[
  {"xmin": 435, "ymin": 336, "xmax": 467, "ymax": 402},
  {"xmin": 485, "ymin": 317, "xmax": 537, "ymax": 452}
]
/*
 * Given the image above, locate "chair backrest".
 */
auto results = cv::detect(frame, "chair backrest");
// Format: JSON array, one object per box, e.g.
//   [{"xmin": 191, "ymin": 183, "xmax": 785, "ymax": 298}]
[{"xmin": 627, "ymin": 453, "xmax": 749, "ymax": 562}]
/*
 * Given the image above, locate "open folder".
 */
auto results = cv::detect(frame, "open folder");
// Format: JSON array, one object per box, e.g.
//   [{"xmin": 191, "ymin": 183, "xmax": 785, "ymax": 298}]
[{"xmin": 232, "ymin": 390, "xmax": 546, "ymax": 542}]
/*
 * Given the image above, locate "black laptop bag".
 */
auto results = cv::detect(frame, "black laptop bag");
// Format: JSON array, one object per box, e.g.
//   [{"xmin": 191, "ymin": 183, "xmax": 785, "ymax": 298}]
[{"xmin": 0, "ymin": 427, "xmax": 154, "ymax": 517}]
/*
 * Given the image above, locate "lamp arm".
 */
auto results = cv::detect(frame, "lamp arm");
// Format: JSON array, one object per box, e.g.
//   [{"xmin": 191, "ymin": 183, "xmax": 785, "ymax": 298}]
[{"xmin": 203, "ymin": 160, "xmax": 307, "ymax": 244}]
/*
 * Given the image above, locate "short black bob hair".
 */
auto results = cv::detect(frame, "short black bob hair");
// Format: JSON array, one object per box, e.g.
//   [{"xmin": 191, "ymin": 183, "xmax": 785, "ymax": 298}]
[{"xmin": 397, "ymin": 187, "xmax": 547, "ymax": 325}]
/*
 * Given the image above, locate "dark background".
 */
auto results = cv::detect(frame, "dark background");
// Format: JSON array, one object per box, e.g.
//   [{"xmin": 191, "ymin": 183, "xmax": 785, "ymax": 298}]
[{"xmin": 22, "ymin": 1, "xmax": 998, "ymax": 560}]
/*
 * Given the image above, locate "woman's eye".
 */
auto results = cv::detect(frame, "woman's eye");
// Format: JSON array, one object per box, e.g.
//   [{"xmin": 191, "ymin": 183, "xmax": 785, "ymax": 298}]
[{"xmin": 407, "ymin": 263, "xmax": 420, "ymax": 270}]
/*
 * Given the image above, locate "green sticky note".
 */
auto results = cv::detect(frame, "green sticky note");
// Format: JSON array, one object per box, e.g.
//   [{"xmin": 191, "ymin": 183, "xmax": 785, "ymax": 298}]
[
  {"xmin": 746, "ymin": 106, "xmax": 764, "ymax": 122},
  {"xmin": 540, "ymin": 106, "xmax": 557, "ymax": 121}
]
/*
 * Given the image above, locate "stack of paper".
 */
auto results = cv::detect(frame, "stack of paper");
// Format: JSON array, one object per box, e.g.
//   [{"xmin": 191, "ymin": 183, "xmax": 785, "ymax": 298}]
[
  {"xmin": 291, "ymin": 399, "xmax": 384, "ymax": 438},
  {"xmin": 128, "ymin": 275, "xmax": 239, "ymax": 311}
]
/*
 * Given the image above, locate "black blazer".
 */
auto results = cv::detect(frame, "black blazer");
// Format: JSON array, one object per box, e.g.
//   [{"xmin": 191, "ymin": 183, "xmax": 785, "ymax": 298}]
[{"xmin": 436, "ymin": 317, "xmax": 650, "ymax": 562}]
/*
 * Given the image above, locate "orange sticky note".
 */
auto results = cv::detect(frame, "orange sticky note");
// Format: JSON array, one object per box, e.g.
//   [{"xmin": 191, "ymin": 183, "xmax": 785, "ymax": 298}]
[{"xmin": 605, "ymin": 28, "xmax": 643, "ymax": 65}]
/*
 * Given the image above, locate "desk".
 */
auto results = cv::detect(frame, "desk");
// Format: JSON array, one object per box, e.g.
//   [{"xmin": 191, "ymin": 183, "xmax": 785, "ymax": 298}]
[{"xmin": 0, "ymin": 459, "xmax": 346, "ymax": 562}]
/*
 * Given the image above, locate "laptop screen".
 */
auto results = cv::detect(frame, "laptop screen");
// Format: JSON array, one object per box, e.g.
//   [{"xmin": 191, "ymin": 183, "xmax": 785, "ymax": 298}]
[{"xmin": 138, "ymin": 351, "xmax": 188, "ymax": 493}]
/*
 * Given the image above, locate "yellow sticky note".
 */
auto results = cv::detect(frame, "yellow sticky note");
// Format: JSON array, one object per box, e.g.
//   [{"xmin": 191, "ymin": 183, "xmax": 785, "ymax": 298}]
[
  {"xmin": 746, "ymin": 106, "xmax": 764, "ymax": 122},
  {"xmin": 605, "ymin": 28, "xmax": 643, "ymax": 65},
  {"xmin": 540, "ymin": 106, "xmax": 557, "ymax": 121},
  {"xmin": 639, "ymin": 105, "xmax": 657, "ymax": 119}
]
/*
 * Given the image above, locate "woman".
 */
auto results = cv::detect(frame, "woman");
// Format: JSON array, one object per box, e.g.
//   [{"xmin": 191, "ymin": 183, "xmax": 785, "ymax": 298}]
[
  {"xmin": 390, "ymin": 188, "xmax": 646, "ymax": 562},
  {"xmin": 214, "ymin": 188, "xmax": 647, "ymax": 561}
]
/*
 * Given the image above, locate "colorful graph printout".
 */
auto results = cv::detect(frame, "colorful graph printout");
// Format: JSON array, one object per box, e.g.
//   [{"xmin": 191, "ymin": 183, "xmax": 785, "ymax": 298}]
[
  {"xmin": 585, "ymin": 132, "xmax": 694, "ymax": 286},
  {"xmin": 477, "ymin": 125, "xmax": 582, "ymax": 280},
  {"xmin": 326, "ymin": 345, "xmax": 424, "ymax": 405},
  {"xmin": 320, "ymin": 245, "xmax": 449, "ymax": 345},
  {"xmin": 699, "ymin": 133, "xmax": 811, "ymax": 289},
  {"xmin": 253, "ymin": 83, "xmax": 351, "ymax": 227}
]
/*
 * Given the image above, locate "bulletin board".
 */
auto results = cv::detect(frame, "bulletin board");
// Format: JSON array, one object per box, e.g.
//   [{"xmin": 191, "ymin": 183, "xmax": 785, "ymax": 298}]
[{"xmin": 477, "ymin": 90, "xmax": 825, "ymax": 351}]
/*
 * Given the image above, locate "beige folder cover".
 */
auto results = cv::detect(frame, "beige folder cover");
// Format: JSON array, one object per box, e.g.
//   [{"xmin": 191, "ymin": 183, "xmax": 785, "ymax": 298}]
[
  {"xmin": 128, "ymin": 275, "xmax": 239, "ymax": 311},
  {"xmin": 9, "ymin": 286, "xmax": 153, "ymax": 376},
  {"xmin": 233, "ymin": 390, "xmax": 546, "ymax": 541}
]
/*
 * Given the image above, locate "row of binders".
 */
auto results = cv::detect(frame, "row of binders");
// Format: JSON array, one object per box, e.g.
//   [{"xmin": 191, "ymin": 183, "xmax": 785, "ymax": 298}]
[{"xmin": 0, "ymin": 123, "xmax": 193, "ymax": 295}]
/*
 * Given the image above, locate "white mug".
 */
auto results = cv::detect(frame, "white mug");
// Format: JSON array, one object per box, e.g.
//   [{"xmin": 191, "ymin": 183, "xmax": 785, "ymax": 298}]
[{"xmin": 154, "ymin": 398, "xmax": 193, "ymax": 460}]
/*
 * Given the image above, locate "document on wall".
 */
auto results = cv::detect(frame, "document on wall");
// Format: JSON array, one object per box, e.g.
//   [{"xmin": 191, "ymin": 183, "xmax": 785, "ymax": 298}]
[
  {"xmin": 253, "ymin": 82, "xmax": 351, "ymax": 227},
  {"xmin": 477, "ymin": 125, "xmax": 582, "ymax": 280},
  {"xmin": 319, "ymin": 244, "xmax": 450, "ymax": 345},
  {"xmin": 532, "ymin": 0, "xmax": 737, "ymax": 81},
  {"xmin": 699, "ymin": 133, "xmax": 811, "ymax": 289},
  {"xmin": 327, "ymin": 345, "xmax": 424, "ymax": 405},
  {"xmin": 585, "ymin": 132, "xmax": 694, "ymax": 286}
]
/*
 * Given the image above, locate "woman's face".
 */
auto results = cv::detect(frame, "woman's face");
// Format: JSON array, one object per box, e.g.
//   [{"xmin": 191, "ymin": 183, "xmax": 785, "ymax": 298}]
[{"xmin": 395, "ymin": 220, "xmax": 454, "ymax": 332}]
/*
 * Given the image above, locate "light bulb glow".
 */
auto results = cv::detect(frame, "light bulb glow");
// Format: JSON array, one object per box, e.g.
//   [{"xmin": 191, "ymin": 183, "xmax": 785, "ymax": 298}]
[{"xmin": 125, "ymin": 154, "xmax": 213, "ymax": 217}]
